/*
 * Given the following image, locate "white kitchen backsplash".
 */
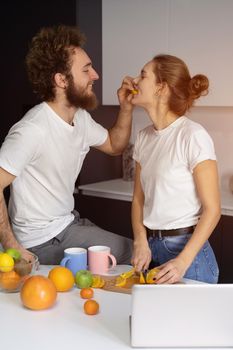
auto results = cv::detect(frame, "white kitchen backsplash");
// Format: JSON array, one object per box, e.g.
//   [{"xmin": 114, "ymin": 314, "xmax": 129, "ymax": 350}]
[{"xmin": 131, "ymin": 106, "xmax": 233, "ymax": 194}]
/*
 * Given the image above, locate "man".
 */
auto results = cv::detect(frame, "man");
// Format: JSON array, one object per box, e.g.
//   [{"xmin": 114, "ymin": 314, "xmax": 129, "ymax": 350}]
[{"xmin": 0, "ymin": 25, "xmax": 134, "ymax": 265}]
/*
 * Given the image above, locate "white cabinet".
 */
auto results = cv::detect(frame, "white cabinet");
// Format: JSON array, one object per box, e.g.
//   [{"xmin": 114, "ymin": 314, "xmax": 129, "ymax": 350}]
[{"xmin": 102, "ymin": 0, "xmax": 233, "ymax": 106}]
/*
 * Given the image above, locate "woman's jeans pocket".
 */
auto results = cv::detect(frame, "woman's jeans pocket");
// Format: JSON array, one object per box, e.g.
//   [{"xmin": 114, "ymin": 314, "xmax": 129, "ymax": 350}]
[
  {"xmin": 149, "ymin": 235, "xmax": 219, "ymax": 284},
  {"xmin": 185, "ymin": 241, "xmax": 219, "ymax": 284}
]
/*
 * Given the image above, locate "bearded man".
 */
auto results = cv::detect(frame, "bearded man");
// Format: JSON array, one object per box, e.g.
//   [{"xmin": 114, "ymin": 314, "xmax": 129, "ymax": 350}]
[{"xmin": 0, "ymin": 25, "xmax": 134, "ymax": 265}]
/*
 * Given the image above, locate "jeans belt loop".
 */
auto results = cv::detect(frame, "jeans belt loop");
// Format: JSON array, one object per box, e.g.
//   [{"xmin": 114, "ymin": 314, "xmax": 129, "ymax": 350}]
[{"xmin": 158, "ymin": 230, "xmax": 162, "ymax": 239}]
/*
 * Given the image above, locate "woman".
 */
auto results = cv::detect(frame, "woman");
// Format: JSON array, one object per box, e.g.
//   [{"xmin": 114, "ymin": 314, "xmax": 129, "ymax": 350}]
[{"xmin": 130, "ymin": 54, "xmax": 221, "ymax": 284}]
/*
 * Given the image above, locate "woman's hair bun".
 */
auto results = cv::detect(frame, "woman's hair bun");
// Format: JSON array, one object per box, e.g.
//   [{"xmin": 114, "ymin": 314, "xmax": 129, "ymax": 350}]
[{"xmin": 189, "ymin": 74, "xmax": 209, "ymax": 100}]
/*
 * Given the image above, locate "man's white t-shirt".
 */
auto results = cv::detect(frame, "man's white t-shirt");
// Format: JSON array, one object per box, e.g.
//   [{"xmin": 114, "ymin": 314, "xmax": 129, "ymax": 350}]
[
  {"xmin": 0, "ymin": 102, "xmax": 108, "ymax": 248},
  {"xmin": 133, "ymin": 116, "xmax": 217, "ymax": 230}
]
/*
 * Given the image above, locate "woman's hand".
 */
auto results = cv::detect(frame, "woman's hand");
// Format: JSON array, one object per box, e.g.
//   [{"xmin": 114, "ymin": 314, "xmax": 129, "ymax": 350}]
[
  {"xmin": 131, "ymin": 238, "xmax": 152, "ymax": 273},
  {"xmin": 155, "ymin": 257, "xmax": 188, "ymax": 284},
  {"xmin": 117, "ymin": 76, "xmax": 135, "ymax": 111}
]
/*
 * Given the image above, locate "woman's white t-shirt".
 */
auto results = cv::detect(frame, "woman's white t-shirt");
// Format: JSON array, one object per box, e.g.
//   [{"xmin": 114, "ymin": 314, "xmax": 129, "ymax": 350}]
[
  {"xmin": 0, "ymin": 102, "xmax": 108, "ymax": 248},
  {"xmin": 133, "ymin": 116, "xmax": 216, "ymax": 230}
]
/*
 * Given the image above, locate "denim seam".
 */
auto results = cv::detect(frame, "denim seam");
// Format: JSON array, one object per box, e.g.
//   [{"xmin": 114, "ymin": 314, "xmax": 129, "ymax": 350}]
[{"xmin": 203, "ymin": 245, "xmax": 219, "ymax": 278}]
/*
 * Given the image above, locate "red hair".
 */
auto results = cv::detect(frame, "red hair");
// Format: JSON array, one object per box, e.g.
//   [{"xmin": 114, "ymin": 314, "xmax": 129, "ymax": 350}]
[{"xmin": 152, "ymin": 54, "xmax": 209, "ymax": 116}]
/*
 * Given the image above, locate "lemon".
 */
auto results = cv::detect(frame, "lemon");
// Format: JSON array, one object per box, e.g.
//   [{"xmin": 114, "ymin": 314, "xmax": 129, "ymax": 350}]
[{"xmin": 0, "ymin": 253, "xmax": 15, "ymax": 272}]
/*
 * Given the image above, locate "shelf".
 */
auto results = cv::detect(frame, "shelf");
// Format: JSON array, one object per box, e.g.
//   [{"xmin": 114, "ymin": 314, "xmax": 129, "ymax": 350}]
[{"xmin": 78, "ymin": 178, "xmax": 134, "ymax": 202}]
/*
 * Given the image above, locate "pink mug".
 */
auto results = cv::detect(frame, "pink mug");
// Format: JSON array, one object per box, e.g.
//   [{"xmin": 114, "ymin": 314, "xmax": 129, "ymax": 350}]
[{"xmin": 88, "ymin": 245, "xmax": 117, "ymax": 275}]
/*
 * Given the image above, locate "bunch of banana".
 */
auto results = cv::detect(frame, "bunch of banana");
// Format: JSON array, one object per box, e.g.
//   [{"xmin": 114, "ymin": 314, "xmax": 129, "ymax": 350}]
[{"xmin": 115, "ymin": 267, "xmax": 160, "ymax": 287}]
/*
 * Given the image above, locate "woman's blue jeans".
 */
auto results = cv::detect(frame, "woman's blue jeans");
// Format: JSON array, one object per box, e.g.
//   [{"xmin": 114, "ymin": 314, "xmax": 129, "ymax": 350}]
[{"xmin": 148, "ymin": 233, "xmax": 219, "ymax": 283}]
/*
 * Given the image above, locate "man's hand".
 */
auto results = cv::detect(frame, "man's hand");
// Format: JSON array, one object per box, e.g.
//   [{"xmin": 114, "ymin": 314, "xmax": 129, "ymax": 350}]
[
  {"xmin": 17, "ymin": 247, "xmax": 37, "ymax": 263},
  {"xmin": 117, "ymin": 76, "xmax": 135, "ymax": 111}
]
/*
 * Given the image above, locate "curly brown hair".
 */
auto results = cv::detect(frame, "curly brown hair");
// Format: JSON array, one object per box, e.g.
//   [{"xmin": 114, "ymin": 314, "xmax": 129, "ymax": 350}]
[
  {"xmin": 152, "ymin": 54, "xmax": 209, "ymax": 116},
  {"xmin": 26, "ymin": 25, "xmax": 86, "ymax": 101}
]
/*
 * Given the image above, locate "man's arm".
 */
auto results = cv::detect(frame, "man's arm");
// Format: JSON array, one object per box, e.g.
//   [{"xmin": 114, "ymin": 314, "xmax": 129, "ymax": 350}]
[
  {"xmin": 96, "ymin": 76, "xmax": 135, "ymax": 155},
  {"xmin": 0, "ymin": 167, "xmax": 34, "ymax": 261}
]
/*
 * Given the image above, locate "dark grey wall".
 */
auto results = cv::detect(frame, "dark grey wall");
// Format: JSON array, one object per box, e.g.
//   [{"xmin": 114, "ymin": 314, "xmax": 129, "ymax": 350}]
[{"xmin": 2, "ymin": 0, "xmax": 77, "ymax": 144}]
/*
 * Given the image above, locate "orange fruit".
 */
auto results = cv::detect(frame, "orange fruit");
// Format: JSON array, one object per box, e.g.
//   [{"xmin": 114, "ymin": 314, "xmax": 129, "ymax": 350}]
[
  {"xmin": 84, "ymin": 299, "xmax": 99, "ymax": 315},
  {"xmin": 0, "ymin": 270, "xmax": 21, "ymax": 290},
  {"xmin": 48, "ymin": 266, "xmax": 74, "ymax": 292},
  {"xmin": 80, "ymin": 287, "xmax": 94, "ymax": 299},
  {"xmin": 20, "ymin": 275, "xmax": 57, "ymax": 310},
  {"xmin": 146, "ymin": 267, "xmax": 160, "ymax": 284}
]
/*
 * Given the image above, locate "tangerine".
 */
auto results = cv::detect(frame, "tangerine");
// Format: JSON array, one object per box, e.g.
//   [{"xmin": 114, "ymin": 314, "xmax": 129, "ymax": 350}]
[
  {"xmin": 80, "ymin": 287, "xmax": 94, "ymax": 299},
  {"xmin": 20, "ymin": 275, "xmax": 57, "ymax": 310},
  {"xmin": 84, "ymin": 299, "xmax": 99, "ymax": 315},
  {"xmin": 0, "ymin": 270, "xmax": 21, "ymax": 291},
  {"xmin": 48, "ymin": 266, "xmax": 74, "ymax": 292}
]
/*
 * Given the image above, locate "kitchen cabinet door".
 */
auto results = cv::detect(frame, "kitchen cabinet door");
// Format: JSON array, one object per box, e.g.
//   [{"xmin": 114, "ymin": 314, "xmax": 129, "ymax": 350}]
[{"xmin": 219, "ymin": 215, "xmax": 233, "ymax": 283}]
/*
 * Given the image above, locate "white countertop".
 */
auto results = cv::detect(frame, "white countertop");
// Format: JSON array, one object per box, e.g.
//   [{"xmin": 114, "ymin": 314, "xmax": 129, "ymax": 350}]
[
  {"xmin": 0, "ymin": 265, "xmax": 130, "ymax": 350},
  {"xmin": 0, "ymin": 265, "xmax": 212, "ymax": 350},
  {"xmin": 78, "ymin": 178, "xmax": 233, "ymax": 216}
]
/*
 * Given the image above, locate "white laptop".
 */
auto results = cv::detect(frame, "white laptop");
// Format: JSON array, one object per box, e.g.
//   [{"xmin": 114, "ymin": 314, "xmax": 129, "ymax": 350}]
[{"xmin": 131, "ymin": 283, "xmax": 233, "ymax": 348}]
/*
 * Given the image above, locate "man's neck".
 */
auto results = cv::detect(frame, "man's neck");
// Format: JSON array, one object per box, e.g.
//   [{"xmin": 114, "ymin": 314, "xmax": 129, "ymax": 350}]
[{"xmin": 46, "ymin": 100, "xmax": 78, "ymax": 125}]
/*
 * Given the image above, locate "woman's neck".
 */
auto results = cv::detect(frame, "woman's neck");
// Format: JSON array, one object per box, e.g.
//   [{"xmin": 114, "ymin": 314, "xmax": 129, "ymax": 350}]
[{"xmin": 147, "ymin": 105, "xmax": 179, "ymax": 130}]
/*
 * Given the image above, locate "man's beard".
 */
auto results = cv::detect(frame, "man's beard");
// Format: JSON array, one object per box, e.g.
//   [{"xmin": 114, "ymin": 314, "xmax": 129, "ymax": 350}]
[{"xmin": 65, "ymin": 76, "xmax": 98, "ymax": 111}]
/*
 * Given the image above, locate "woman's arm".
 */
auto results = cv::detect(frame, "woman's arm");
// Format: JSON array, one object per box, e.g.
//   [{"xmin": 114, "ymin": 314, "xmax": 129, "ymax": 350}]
[
  {"xmin": 155, "ymin": 159, "xmax": 221, "ymax": 284},
  {"xmin": 131, "ymin": 162, "xmax": 152, "ymax": 272}
]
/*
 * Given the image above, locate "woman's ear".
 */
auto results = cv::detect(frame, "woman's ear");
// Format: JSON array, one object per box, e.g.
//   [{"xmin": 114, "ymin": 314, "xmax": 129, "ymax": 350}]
[
  {"xmin": 54, "ymin": 73, "xmax": 67, "ymax": 89},
  {"xmin": 155, "ymin": 82, "xmax": 169, "ymax": 96}
]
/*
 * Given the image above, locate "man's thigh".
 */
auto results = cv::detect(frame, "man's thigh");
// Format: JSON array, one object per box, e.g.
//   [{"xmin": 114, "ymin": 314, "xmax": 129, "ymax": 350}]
[{"xmin": 29, "ymin": 219, "xmax": 133, "ymax": 265}]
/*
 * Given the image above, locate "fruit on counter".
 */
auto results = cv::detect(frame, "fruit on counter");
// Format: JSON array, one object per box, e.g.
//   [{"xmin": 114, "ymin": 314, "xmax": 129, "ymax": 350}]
[
  {"xmin": 0, "ymin": 253, "xmax": 14, "ymax": 272},
  {"xmin": 80, "ymin": 287, "xmax": 94, "ymax": 299},
  {"xmin": 83, "ymin": 299, "xmax": 99, "ymax": 315},
  {"xmin": 14, "ymin": 258, "xmax": 32, "ymax": 276},
  {"xmin": 0, "ymin": 270, "xmax": 22, "ymax": 291},
  {"xmin": 120, "ymin": 268, "xmax": 135, "ymax": 279},
  {"xmin": 115, "ymin": 268, "xmax": 135, "ymax": 287},
  {"xmin": 115, "ymin": 275, "xmax": 127, "ymax": 287},
  {"xmin": 20, "ymin": 275, "xmax": 57, "ymax": 310},
  {"xmin": 48, "ymin": 266, "xmax": 74, "ymax": 292},
  {"xmin": 146, "ymin": 268, "xmax": 160, "ymax": 284},
  {"xmin": 75, "ymin": 270, "xmax": 93, "ymax": 289},
  {"xmin": 114, "ymin": 267, "xmax": 160, "ymax": 287},
  {"xmin": 5, "ymin": 248, "xmax": 21, "ymax": 261},
  {"xmin": 139, "ymin": 272, "xmax": 146, "ymax": 284},
  {"xmin": 91, "ymin": 275, "xmax": 105, "ymax": 288}
]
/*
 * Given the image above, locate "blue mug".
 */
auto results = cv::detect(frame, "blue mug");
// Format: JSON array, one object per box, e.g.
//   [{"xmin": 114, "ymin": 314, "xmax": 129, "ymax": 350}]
[{"xmin": 60, "ymin": 247, "xmax": 87, "ymax": 276}]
